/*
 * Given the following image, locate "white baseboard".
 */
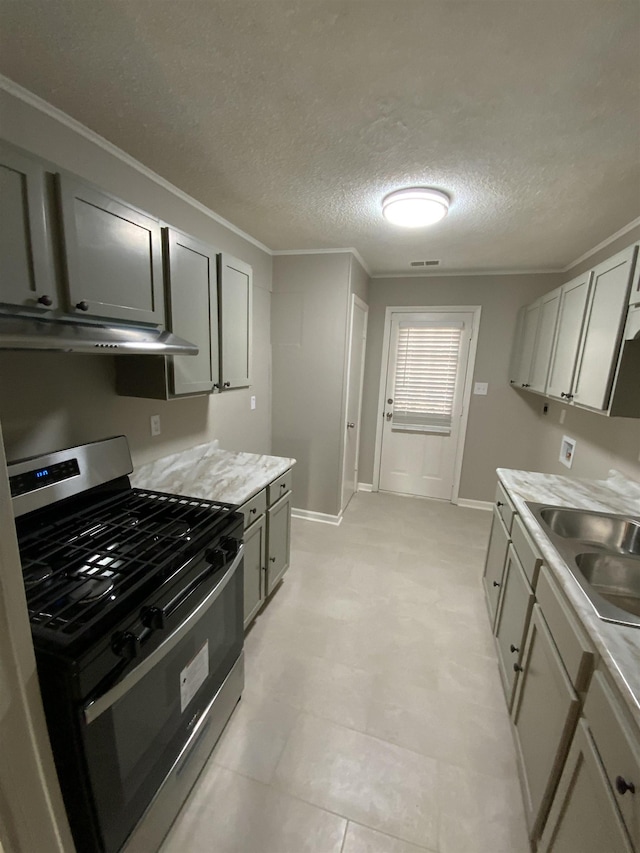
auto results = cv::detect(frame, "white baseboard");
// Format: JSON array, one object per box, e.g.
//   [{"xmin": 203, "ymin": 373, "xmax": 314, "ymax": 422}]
[
  {"xmin": 357, "ymin": 482, "xmax": 374, "ymax": 492},
  {"xmin": 457, "ymin": 498, "xmax": 493, "ymax": 511},
  {"xmin": 291, "ymin": 508, "xmax": 343, "ymax": 526}
]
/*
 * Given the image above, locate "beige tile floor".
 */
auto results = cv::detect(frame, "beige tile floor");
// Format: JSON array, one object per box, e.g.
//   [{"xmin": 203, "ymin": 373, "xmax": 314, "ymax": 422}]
[{"xmin": 161, "ymin": 492, "xmax": 531, "ymax": 853}]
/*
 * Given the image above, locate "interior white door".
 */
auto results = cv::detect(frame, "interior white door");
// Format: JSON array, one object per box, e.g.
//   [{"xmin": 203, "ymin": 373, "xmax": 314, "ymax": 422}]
[
  {"xmin": 342, "ymin": 296, "xmax": 368, "ymax": 511},
  {"xmin": 378, "ymin": 311, "xmax": 473, "ymax": 500}
]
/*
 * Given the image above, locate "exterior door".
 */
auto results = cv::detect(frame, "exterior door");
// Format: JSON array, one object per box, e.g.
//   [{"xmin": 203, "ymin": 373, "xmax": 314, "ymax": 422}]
[
  {"xmin": 341, "ymin": 295, "xmax": 368, "ymax": 511},
  {"xmin": 378, "ymin": 311, "xmax": 473, "ymax": 500}
]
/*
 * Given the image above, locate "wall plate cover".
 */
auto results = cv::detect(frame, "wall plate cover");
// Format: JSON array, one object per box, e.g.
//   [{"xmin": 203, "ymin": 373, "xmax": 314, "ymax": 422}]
[
  {"xmin": 150, "ymin": 414, "xmax": 161, "ymax": 436},
  {"xmin": 560, "ymin": 435, "xmax": 576, "ymax": 469},
  {"xmin": 473, "ymin": 382, "xmax": 489, "ymax": 395}
]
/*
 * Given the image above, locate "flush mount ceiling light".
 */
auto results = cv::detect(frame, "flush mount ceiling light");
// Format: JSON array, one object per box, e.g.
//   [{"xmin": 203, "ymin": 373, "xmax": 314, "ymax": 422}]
[{"xmin": 382, "ymin": 188, "xmax": 450, "ymax": 228}]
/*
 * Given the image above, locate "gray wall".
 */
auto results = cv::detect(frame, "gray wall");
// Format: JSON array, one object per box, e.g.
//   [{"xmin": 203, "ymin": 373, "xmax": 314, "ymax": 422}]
[
  {"xmin": 359, "ymin": 273, "xmax": 562, "ymax": 501},
  {"xmin": 0, "ymin": 88, "xmax": 272, "ymax": 466},
  {"xmin": 271, "ymin": 253, "xmax": 353, "ymax": 516}
]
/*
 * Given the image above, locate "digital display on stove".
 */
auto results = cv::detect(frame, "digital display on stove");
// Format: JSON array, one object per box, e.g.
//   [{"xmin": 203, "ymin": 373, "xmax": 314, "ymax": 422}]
[{"xmin": 10, "ymin": 458, "xmax": 81, "ymax": 497}]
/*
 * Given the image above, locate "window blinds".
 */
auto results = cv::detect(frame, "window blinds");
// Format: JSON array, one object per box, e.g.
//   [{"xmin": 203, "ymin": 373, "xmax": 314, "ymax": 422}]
[{"xmin": 392, "ymin": 321, "xmax": 464, "ymax": 434}]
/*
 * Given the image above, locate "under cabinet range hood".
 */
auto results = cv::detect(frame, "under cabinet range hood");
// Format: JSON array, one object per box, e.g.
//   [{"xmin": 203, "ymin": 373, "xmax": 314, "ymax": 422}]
[{"xmin": 0, "ymin": 314, "xmax": 199, "ymax": 355}]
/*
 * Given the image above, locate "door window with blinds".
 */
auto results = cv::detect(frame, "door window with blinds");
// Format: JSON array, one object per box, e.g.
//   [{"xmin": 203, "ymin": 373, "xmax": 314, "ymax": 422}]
[{"xmin": 391, "ymin": 320, "xmax": 464, "ymax": 434}]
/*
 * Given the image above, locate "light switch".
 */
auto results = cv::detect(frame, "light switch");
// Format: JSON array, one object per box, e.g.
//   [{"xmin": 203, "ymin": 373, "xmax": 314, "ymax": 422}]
[
  {"xmin": 250, "ymin": 395, "xmax": 256, "ymax": 410},
  {"xmin": 150, "ymin": 415, "xmax": 161, "ymax": 437},
  {"xmin": 473, "ymin": 382, "xmax": 488, "ymax": 395}
]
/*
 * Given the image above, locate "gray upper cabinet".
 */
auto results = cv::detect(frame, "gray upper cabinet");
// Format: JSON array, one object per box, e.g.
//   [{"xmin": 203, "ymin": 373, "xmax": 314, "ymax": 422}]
[
  {"xmin": 514, "ymin": 299, "xmax": 541, "ymax": 388},
  {"xmin": 165, "ymin": 228, "xmax": 219, "ymax": 395},
  {"xmin": 56, "ymin": 172, "xmax": 164, "ymax": 325},
  {"xmin": 219, "ymin": 253, "xmax": 252, "ymax": 389},
  {"xmin": 529, "ymin": 288, "xmax": 561, "ymax": 394},
  {"xmin": 572, "ymin": 246, "xmax": 637, "ymax": 411},
  {"xmin": 546, "ymin": 272, "xmax": 592, "ymax": 402},
  {"xmin": 0, "ymin": 141, "xmax": 57, "ymax": 311}
]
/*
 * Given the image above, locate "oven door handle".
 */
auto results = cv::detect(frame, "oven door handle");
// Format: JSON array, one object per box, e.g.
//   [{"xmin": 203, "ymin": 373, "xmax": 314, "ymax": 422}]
[{"xmin": 83, "ymin": 545, "xmax": 243, "ymax": 725}]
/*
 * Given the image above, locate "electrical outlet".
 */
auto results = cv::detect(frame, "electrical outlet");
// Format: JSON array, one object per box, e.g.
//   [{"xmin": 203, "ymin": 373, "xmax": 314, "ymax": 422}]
[
  {"xmin": 473, "ymin": 382, "xmax": 488, "ymax": 395},
  {"xmin": 150, "ymin": 415, "xmax": 161, "ymax": 436},
  {"xmin": 250, "ymin": 395, "xmax": 256, "ymax": 410}
]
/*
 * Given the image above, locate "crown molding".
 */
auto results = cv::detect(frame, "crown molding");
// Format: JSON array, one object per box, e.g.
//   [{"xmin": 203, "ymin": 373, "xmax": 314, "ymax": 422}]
[
  {"xmin": 272, "ymin": 247, "xmax": 372, "ymax": 276},
  {"xmin": 0, "ymin": 74, "xmax": 273, "ymax": 255},
  {"xmin": 562, "ymin": 217, "xmax": 640, "ymax": 272},
  {"xmin": 370, "ymin": 268, "xmax": 563, "ymax": 279}
]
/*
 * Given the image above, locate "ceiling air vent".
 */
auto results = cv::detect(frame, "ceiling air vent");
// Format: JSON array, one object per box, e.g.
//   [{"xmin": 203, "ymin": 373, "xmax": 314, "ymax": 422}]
[{"xmin": 410, "ymin": 260, "xmax": 440, "ymax": 267}]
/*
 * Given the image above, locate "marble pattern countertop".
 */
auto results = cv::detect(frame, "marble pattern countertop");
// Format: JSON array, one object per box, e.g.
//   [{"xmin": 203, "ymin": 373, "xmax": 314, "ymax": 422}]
[
  {"xmin": 497, "ymin": 467, "xmax": 640, "ymax": 728},
  {"xmin": 131, "ymin": 441, "xmax": 296, "ymax": 506}
]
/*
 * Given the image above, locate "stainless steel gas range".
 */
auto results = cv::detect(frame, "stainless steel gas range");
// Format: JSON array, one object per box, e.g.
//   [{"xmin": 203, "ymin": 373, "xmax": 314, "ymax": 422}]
[{"xmin": 9, "ymin": 436, "xmax": 244, "ymax": 853}]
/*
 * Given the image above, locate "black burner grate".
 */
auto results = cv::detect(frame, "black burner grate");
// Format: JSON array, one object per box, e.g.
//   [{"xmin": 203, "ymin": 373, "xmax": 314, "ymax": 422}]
[{"xmin": 17, "ymin": 489, "xmax": 233, "ymax": 638}]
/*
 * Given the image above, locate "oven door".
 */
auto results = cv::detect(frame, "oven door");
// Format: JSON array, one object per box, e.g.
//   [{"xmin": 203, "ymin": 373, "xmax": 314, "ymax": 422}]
[{"xmin": 81, "ymin": 546, "xmax": 243, "ymax": 853}]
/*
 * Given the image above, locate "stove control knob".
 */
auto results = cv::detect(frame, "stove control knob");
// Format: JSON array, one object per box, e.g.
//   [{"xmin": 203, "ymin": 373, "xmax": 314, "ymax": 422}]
[
  {"xmin": 111, "ymin": 631, "xmax": 139, "ymax": 661},
  {"xmin": 141, "ymin": 606, "xmax": 165, "ymax": 631},
  {"xmin": 221, "ymin": 536, "xmax": 240, "ymax": 559},
  {"xmin": 205, "ymin": 548, "xmax": 227, "ymax": 570}
]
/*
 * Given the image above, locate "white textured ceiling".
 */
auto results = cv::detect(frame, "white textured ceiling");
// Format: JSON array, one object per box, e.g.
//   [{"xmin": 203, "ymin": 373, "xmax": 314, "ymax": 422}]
[{"xmin": 0, "ymin": 1, "xmax": 639, "ymax": 274}]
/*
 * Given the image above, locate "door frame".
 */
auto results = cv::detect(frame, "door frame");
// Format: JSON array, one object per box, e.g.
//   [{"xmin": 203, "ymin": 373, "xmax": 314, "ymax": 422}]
[
  {"xmin": 340, "ymin": 294, "xmax": 369, "ymax": 512},
  {"xmin": 372, "ymin": 305, "xmax": 481, "ymax": 503}
]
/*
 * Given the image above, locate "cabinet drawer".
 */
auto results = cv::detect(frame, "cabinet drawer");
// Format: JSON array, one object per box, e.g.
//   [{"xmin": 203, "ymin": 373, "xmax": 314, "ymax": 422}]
[
  {"xmin": 494, "ymin": 544, "xmax": 535, "ymax": 706},
  {"xmin": 511, "ymin": 515, "xmax": 544, "ymax": 589},
  {"xmin": 240, "ymin": 488, "xmax": 267, "ymax": 529},
  {"xmin": 495, "ymin": 481, "xmax": 516, "ymax": 532},
  {"xmin": 268, "ymin": 469, "xmax": 292, "ymax": 506},
  {"xmin": 585, "ymin": 670, "xmax": 640, "ymax": 849},
  {"xmin": 536, "ymin": 565, "xmax": 594, "ymax": 693}
]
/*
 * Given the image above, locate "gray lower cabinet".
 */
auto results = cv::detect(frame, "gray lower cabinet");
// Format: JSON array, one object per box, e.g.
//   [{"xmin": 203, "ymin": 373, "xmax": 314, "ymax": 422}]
[
  {"xmin": 0, "ymin": 141, "xmax": 57, "ymax": 312},
  {"xmin": 482, "ymin": 506, "xmax": 511, "ymax": 627},
  {"xmin": 494, "ymin": 544, "xmax": 535, "ymax": 707},
  {"xmin": 115, "ymin": 228, "xmax": 219, "ymax": 399},
  {"xmin": 243, "ymin": 514, "xmax": 266, "ymax": 629},
  {"xmin": 56, "ymin": 172, "xmax": 165, "ymax": 325},
  {"xmin": 511, "ymin": 604, "xmax": 582, "ymax": 840},
  {"xmin": 537, "ymin": 720, "xmax": 633, "ymax": 853},
  {"xmin": 239, "ymin": 469, "xmax": 292, "ymax": 628},
  {"xmin": 267, "ymin": 491, "xmax": 291, "ymax": 595}
]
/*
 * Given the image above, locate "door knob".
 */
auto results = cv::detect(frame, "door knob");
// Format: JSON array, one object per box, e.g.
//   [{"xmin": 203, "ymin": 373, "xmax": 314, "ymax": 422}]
[
  {"xmin": 387, "ymin": 398, "xmax": 393, "ymax": 404},
  {"xmin": 347, "ymin": 422, "xmax": 355, "ymax": 429},
  {"xmin": 386, "ymin": 412, "xmax": 392, "ymax": 421}
]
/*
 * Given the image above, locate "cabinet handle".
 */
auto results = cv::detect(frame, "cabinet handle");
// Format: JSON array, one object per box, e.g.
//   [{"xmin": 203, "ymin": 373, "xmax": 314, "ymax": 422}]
[
  {"xmin": 280, "ymin": 483, "xmax": 287, "ymax": 489},
  {"xmin": 615, "ymin": 776, "xmax": 636, "ymax": 796},
  {"xmin": 37, "ymin": 295, "xmax": 53, "ymax": 307},
  {"xmin": 213, "ymin": 383, "xmax": 220, "ymax": 390},
  {"xmin": 496, "ymin": 501, "xmax": 504, "ymax": 507},
  {"xmin": 509, "ymin": 644, "xmax": 519, "ymax": 654},
  {"xmin": 223, "ymin": 381, "xmax": 231, "ymax": 388},
  {"xmin": 513, "ymin": 663, "xmax": 523, "ymax": 673},
  {"xmin": 565, "ymin": 393, "xmax": 574, "ymax": 400},
  {"xmin": 492, "ymin": 581, "xmax": 500, "ymax": 588},
  {"xmin": 250, "ymin": 508, "xmax": 257, "ymax": 515},
  {"xmin": 521, "ymin": 383, "xmax": 531, "ymax": 388},
  {"xmin": 269, "ymin": 557, "xmax": 276, "ymax": 563},
  {"xmin": 75, "ymin": 301, "xmax": 89, "ymax": 311}
]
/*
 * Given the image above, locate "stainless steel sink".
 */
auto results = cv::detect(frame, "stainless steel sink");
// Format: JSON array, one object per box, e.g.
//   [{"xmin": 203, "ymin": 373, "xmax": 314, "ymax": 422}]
[
  {"xmin": 539, "ymin": 507, "xmax": 640, "ymax": 555},
  {"xmin": 527, "ymin": 502, "xmax": 640, "ymax": 628}
]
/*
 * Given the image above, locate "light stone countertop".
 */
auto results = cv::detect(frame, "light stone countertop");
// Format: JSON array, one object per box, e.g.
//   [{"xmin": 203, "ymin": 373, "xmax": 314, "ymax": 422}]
[
  {"xmin": 497, "ymin": 467, "xmax": 640, "ymax": 728},
  {"xmin": 130, "ymin": 440, "xmax": 296, "ymax": 506}
]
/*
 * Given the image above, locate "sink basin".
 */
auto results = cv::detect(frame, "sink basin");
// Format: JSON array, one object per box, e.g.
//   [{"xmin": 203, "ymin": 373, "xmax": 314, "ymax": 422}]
[
  {"xmin": 575, "ymin": 553, "xmax": 640, "ymax": 620},
  {"xmin": 538, "ymin": 507, "xmax": 640, "ymax": 556},
  {"xmin": 526, "ymin": 502, "xmax": 640, "ymax": 627}
]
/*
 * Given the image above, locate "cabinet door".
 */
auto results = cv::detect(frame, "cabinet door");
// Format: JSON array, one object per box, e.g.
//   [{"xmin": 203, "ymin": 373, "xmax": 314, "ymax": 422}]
[
  {"xmin": 165, "ymin": 228, "xmax": 219, "ymax": 396},
  {"xmin": 482, "ymin": 507, "xmax": 510, "ymax": 628},
  {"xmin": 546, "ymin": 273, "xmax": 592, "ymax": 401},
  {"xmin": 529, "ymin": 288, "xmax": 560, "ymax": 393},
  {"xmin": 57, "ymin": 173, "xmax": 164, "ymax": 324},
  {"xmin": 218, "ymin": 253, "xmax": 252, "ymax": 389},
  {"xmin": 266, "ymin": 491, "xmax": 291, "ymax": 595},
  {"xmin": 243, "ymin": 514, "xmax": 265, "ymax": 629},
  {"xmin": 494, "ymin": 545, "xmax": 535, "ymax": 707},
  {"xmin": 538, "ymin": 721, "xmax": 633, "ymax": 853},
  {"xmin": 515, "ymin": 299, "xmax": 541, "ymax": 388},
  {"xmin": 511, "ymin": 605, "xmax": 581, "ymax": 840},
  {"xmin": 0, "ymin": 142, "xmax": 57, "ymax": 311},
  {"xmin": 508, "ymin": 306, "xmax": 526, "ymax": 386},
  {"xmin": 572, "ymin": 246, "xmax": 636, "ymax": 411}
]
